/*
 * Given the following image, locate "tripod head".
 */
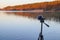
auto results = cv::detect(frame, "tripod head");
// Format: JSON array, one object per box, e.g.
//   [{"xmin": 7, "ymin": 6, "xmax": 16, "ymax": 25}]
[
  {"xmin": 38, "ymin": 15, "xmax": 49, "ymax": 27},
  {"xmin": 38, "ymin": 15, "xmax": 45, "ymax": 23}
]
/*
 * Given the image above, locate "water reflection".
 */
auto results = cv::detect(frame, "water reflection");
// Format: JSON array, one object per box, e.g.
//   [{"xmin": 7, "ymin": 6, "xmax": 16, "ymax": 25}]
[
  {"xmin": 6, "ymin": 12, "xmax": 60, "ymax": 23},
  {"xmin": 5, "ymin": 12, "xmax": 60, "ymax": 40},
  {"xmin": 0, "ymin": 12, "xmax": 60, "ymax": 40},
  {"xmin": 0, "ymin": 12, "xmax": 40, "ymax": 40}
]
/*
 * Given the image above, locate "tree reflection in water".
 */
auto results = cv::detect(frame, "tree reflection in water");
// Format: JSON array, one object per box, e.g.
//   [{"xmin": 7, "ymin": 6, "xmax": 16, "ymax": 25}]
[{"xmin": 6, "ymin": 12, "xmax": 60, "ymax": 23}]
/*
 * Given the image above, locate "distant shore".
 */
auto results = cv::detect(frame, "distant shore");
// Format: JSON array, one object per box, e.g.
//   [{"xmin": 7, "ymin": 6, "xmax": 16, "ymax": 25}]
[{"xmin": 0, "ymin": 1, "xmax": 60, "ymax": 12}]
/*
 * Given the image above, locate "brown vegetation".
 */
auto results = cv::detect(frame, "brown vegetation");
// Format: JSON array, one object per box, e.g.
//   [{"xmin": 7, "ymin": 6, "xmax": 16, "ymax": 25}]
[{"xmin": 1, "ymin": 1, "xmax": 60, "ymax": 11}]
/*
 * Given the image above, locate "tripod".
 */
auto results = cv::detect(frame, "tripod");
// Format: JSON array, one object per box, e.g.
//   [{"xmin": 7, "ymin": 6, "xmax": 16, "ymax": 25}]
[{"xmin": 38, "ymin": 16, "xmax": 49, "ymax": 40}]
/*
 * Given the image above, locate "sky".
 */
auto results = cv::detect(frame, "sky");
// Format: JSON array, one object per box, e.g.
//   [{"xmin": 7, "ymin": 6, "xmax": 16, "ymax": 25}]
[{"xmin": 0, "ymin": 0, "xmax": 54, "ymax": 8}]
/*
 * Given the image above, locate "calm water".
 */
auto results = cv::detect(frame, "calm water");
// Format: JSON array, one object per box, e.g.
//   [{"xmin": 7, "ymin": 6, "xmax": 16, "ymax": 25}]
[{"xmin": 0, "ymin": 12, "xmax": 60, "ymax": 40}]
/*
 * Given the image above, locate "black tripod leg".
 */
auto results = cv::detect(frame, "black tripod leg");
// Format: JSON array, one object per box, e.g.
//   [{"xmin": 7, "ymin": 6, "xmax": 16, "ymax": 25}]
[
  {"xmin": 40, "ymin": 34, "xmax": 44, "ymax": 40},
  {"xmin": 38, "ymin": 34, "xmax": 44, "ymax": 40}
]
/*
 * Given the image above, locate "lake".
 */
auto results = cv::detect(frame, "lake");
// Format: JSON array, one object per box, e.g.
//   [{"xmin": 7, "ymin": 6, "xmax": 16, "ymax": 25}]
[{"xmin": 0, "ymin": 12, "xmax": 60, "ymax": 40}]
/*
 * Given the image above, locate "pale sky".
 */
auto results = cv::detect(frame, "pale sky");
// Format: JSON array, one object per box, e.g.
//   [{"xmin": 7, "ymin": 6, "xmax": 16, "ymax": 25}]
[{"xmin": 0, "ymin": 0, "xmax": 54, "ymax": 8}]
